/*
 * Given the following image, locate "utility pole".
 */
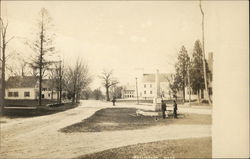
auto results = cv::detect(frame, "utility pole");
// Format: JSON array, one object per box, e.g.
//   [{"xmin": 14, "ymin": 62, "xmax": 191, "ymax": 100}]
[
  {"xmin": 135, "ymin": 77, "xmax": 139, "ymax": 105},
  {"xmin": 199, "ymin": 0, "xmax": 211, "ymax": 104}
]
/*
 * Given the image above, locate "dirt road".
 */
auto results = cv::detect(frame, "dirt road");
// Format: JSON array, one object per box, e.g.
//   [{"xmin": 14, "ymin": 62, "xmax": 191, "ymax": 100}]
[{"xmin": 0, "ymin": 100, "xmax": 211, "ymax": 159}]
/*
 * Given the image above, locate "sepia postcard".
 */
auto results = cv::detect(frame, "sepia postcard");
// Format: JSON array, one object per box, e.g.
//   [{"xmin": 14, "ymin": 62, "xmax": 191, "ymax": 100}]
[{"xmin": 0, "ymin": 1, "xmax": 249, "ymax": 158}]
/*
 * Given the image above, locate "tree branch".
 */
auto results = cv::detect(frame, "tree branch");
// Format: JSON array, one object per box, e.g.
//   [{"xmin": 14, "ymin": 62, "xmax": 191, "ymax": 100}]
[{"xmin": 5, "ymin": 36, "xmax": 15, "ymax": 44}]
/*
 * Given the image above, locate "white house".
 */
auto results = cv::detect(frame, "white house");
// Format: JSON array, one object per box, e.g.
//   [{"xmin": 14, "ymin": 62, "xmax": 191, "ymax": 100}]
[
  {"xmin": 5, "ymin": 76, "xmax": 38, "ymax": 100},
  {"xmin": 5, "ymin": 76, "xmax": 61, "ymax": 100}
]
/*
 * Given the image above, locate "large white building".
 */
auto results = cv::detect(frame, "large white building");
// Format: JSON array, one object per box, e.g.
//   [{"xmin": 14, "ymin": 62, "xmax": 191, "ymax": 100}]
[{"xmin": 139, "ymin": 73, "xmax": 172, "ymax": 100}]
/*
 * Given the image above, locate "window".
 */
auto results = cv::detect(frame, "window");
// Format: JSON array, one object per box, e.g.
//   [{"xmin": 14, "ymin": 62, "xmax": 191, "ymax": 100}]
[
  {"xmin": 8, "ymin": 92, "xmax": 13, "ymax": 97},
  {"xmin": 144, "ymin": 91, "xmax": 146, "ymax": 94},
  {"xmin": 150, "ymin": 91, "xmax": 152, "ymax": 94},
  {"xmin": 48, "ymin": 93, "xmax": 50, "ymax": 97},
  {"xmin": 150, "ymin": 84, "xmax": 152, "ymax": 88},
  {"xmin": 144, "ymin": 84, "xmax": 146, "ymax": 88},
  {"xmin": 14, "ymin": 92, "xmax": 19, "ymax": 97},
  {"xmin": 24, "ymin": 92, "xmax": 30, "ymax": 97}
]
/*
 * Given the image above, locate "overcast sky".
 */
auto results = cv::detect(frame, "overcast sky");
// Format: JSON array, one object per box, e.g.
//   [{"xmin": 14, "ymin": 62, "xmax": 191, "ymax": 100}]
[{"xmin": 1, "ymin": 1, "xmax": 242, "ymax": 89}]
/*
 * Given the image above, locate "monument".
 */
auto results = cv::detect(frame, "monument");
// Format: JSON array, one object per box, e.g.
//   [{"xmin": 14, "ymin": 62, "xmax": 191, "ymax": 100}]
[{"xmin": 153, "ymin": 69, "xmax": 162, "ymax": 111}]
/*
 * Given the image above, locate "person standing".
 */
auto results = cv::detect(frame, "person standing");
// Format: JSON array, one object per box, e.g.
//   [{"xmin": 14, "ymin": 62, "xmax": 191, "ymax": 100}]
[
  {"xmin": 161, "ymin": 100, "xmax": 166, "ymax": 119},
  {"xmin": 112, "ymin": 97, "xmax": 116, "ymax": 106},
  {"xmin": 173, "ymin": 100, "xmax": 178, "ymax": 118}
]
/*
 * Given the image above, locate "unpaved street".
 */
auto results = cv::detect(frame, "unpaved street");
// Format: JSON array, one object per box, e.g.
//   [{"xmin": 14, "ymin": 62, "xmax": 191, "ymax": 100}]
[{"xmin": 0, "ymin": 100, "xmax": 211, "ymax": 159}]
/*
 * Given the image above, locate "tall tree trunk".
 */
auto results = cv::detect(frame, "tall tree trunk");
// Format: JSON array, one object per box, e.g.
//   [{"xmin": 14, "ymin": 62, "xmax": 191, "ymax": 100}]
[
  {"xmin": 106, "ymin": 86, "xmax": 110, "ymax": 101},
  {"xmin": 182, "ymin": 81, "xmax": 185, "ymax": 103},
  {"xmin": 72, "ymin": 84, "xmax": 76, "ymax": 103},
  {"xmin": 72, "ymin": 93, "xmax": 75, "ymax": 103},
  {"xmin": 38, "ymin": 20, "xmax": 44, "ymax": 106},
  {"xmin": 1, "ymin": 43, "xmax": 6, "ymax": 112},
  {"xmin": 75, "ymin": 88, "xmax": 79, "ymax": 103},
  {"xmin": 57, "ymin": 89, "xmax": 59, "ymax": 101},
  {"xmin": 197, "ymin": 89, "xmax": 200, "ymax": 103},
  {"xmin": 38, "ymin": 52, "xmax": 42, "ymax": 106},
  {"xmin": 59, "ymin": 61, "xmax": 62, "ymax": 104}
]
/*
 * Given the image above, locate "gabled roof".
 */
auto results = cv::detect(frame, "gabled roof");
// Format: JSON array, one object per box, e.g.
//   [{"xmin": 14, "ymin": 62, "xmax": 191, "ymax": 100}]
[
  {"xmin": 6, "ymin": 76, "xmax": 38, "ymax": 88},
  {"xmin": 142, "ymin": 73, "xmax": 173, "ymax": 83},
  {"xmin": 6, "ymin": 76, "xmax": 56, "ymax": 89}
]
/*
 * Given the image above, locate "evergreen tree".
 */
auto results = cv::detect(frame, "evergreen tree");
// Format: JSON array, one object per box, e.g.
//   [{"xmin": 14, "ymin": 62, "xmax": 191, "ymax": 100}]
[
  {"xmin": 174, "ymin": 46, "xmax": 190, "ymax": 102},
  {"xmin": 190, "ymin": 40, "xmax": 210, "ymax": 102}
]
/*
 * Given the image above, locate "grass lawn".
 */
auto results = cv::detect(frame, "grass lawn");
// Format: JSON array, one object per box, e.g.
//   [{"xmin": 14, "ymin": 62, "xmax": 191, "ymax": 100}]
[
  {"xmin": 60, "ymin": 108, "xmax": 211, "ymax": 133},
  {"xmin": 2, "ymin": 102, "xmax": 78, "ymax": 118},
  {"xmin": 76, "ymin": 137, "xmax": 212, "ymax": 159}
]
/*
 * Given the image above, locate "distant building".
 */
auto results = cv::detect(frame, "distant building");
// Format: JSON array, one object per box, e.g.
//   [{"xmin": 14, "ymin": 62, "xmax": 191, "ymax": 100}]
[
  {"xmin": 139, "ymin": 73, "xmax": 173, "ymax": 100},
  {"xmin": 122, "ymin": 84, "xmax": 136, "ymax": 98},
  {"xmin": 5, "ymin": 76, "xmax": 63, "ymax": 100}
]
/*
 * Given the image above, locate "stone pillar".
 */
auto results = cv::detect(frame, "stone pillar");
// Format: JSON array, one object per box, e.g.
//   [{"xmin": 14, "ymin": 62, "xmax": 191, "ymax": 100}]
[{"xmin": 153, "ymin": 69, "xmax": 161, "ymax": 111}]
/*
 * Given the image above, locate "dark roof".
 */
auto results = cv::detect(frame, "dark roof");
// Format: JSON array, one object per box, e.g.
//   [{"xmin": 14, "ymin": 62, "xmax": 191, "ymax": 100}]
[
  {"xmin": 6, "ymin": 76, "xmax": 55, "ymax": 89},
  {"xmin": 42, "ymin": 79, "xmax": 53, "ymax": 88},
  {"xmin": 142, "ymin": 73, "xmax": 172, "ymax": 83},
  {"xmin": 6, "ymin": 76, "xmax": 38, "ymax": 88}
]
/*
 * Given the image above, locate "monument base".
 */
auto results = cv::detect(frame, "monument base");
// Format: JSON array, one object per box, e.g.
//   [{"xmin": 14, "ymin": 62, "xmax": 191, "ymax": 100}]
[{"xmin": 153, "ymin": 98, "xmax": 162, "ymax": 111}]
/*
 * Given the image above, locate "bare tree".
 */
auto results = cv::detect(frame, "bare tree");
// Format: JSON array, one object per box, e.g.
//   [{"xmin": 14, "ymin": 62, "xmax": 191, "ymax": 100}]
[
  {"xmin": 0, "ymin": 18, "xmax": 14, "ymax": 111},
  {"xmin": 166, "ymin": 74, "xmax": 177, "ymax": 99},
  {"xmin": 82, "ymin": 87, "xmax": 92, "ymax": 100},
  {"xmin": 64, "ymin": 59, "xmax": 92, "ymax": 103},
  {"xmin": 92, "ymin": 88, "xmax": 103, "ymax": 100},
  {"xmin": 110, "ymin": 85, "xmax": 123, "ymax": 99},
  {"xmin": 7, "ymin": 52, "xmax": 28, "ymax": 76},
  {"xmin": 27, "ymin": 8, "xmax": 55, "ymax": 106},
  {"xmin": 99, "ymin": 70, "xmax": 118, "ymax": 101}
]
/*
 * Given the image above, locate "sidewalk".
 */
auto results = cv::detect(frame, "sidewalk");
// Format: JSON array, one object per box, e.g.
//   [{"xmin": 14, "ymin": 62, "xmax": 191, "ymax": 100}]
[{"xmin": 115, "ymin": 102, "xmax": 212, "ymax": 115}]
